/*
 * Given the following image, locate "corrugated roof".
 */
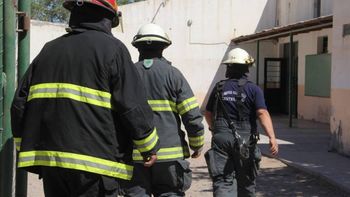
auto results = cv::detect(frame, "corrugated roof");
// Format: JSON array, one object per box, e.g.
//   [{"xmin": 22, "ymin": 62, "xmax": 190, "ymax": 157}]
[{"xmin": 232, "ymin": 15, "xmax": 333, "ymax": 44}]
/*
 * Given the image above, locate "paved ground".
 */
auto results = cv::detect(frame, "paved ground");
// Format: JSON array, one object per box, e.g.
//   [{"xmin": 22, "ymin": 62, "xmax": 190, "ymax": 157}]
[
  {"xmin": 28, "ymin": 155, "xmax": 350, "ymax": 197},
  {"xmin": 187, "ymin": 155, "xmax": 350, "ymax": 197},
  {"xmin": 26, "ymin": 117, "xmax": 350, "ymax": 196}
]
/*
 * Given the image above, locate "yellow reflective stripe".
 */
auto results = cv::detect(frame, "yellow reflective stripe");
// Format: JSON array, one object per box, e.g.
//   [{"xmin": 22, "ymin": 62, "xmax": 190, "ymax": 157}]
[
  {"xmin": 28, "ymin": 83, "xmax": 111, "ymax": 109},
  {"xmin": 189, "ymin": 135, "xmax": 204, "ymax": 147},
  {"xmin": 148, "ymin": 100, "xmax": 176, "ymax": 106},
  {"xmin": 28, "ymin": 93, "xmax": 111, "ymax": 108},
  {"xmin": 18, "ymin": 151, "xmax": 133, "ymax": 180},
  {"xmin": 178, "ymin": 103, "xmax": 199, "ymax": 115},
  {"xmin": 132, "ymin": 147, "xmax": 188, "ymax": 161},
  {"xmin": 177, "ymin": 97, "xmax": 196, "ymax": 109},
  {"xmin": 133, "ymin": 128, "xmax": 159, "ymax": 153},
  {"xmin": 29, "ymin": 83, "xmax": 111, "ymax": 98},
  {"xmin": 148, "ymin": 100, "xmax": 177, "ymax": 112},
  {"xmin": 177, "ymin": 97, "xmax": 199, "ymax": 115},
  {"xmin": 14, "ymin": 138, "xmax": 22, "ymax": 151}
]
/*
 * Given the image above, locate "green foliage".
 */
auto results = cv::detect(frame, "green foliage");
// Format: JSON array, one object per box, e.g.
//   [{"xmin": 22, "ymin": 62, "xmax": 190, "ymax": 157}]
[
  {"xmin": 31, "ymin": 0, "xmax": 144, "ymax": 23},
  {"xmin": 31, "ymin": 0, "xmax": 69, "ymax": 23}
]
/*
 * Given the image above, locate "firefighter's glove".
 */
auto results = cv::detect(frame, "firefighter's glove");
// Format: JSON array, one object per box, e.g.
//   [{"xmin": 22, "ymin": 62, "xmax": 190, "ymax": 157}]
[
  {"xmin": 191, "ymin": 147, "xmax": 203, "ymax": 159},
  {"xmin": 143, "ymin": 154, "xmax": 157, "ymax": 167}
]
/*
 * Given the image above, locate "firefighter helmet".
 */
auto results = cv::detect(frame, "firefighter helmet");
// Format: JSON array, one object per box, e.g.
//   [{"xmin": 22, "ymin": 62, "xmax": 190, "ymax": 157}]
[
  {"xmin": 132, "ymin": 23, "xmax": 172, "ymax": 48},
  {"xmin": 222, "ymin": 48, "xmax": 255, "ymax": 66},
  {"xmin": 63, "ymin": 0, "xmax": 119, "ymax": 27}
]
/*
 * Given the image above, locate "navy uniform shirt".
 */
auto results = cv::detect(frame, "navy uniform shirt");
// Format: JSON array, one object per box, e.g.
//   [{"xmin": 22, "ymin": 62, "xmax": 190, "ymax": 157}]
[{"xmin": 206, "ymin": 77, "xmax": 267, "ymax": 122}]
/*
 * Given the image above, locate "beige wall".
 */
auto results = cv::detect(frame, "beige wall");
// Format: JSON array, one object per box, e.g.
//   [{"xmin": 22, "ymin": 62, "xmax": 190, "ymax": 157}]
[
  {"xmin": 277, "ymin": 0, "xmax": 333, "ymax": 26},
  {"xmin": 278, "ymin": 28, "xmax": 333, "ymax": 123},
  {"xmin": 30, "ymin": 20, "xmax": 67, "ymax": 61},
  {"xmin": 116, "ymin": 0, "xmax": 276, "ymax": 104},
  {"xmin": 30, "ymin": 0, "xmax": 276, "ymax": 105},
  {"xmin": 330, "ymin": 1, "xmax": 350, "ymax": 155}
]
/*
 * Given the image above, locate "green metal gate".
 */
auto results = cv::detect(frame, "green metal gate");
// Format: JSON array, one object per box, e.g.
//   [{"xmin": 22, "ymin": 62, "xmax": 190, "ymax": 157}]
[{"xmin": 0, "ymin": 0, "xmax": 30, "ymax": 196}]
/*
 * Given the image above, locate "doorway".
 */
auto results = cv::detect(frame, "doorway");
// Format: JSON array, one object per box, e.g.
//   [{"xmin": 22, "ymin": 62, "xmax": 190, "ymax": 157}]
[{"xmin": 264, "ymin": 58, "xmax": 287, "ymax": 113}]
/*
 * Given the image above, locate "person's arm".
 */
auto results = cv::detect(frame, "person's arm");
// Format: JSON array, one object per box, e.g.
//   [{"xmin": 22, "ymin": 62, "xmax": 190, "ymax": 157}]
[
  {"xmin": 112, "ymin": 43, "xmax": 159, "ymax": 166},
  {"xmin": 204, "ymin": 110, "xmax": 214, "ymax": 131},
  {"xmin": 11, "ymin": 63, "xmax": 34, "ymax": 152},
  {"xmin": 174, "ymin": 68, "xmax": 204, "ymax": 158},
  {"xmin": 256, "ymin": 109, "xmax": 278, "ymax": 156},
  {"xmin": 204, "ymin": 85, "xmax": 217, "ymax": 132}
]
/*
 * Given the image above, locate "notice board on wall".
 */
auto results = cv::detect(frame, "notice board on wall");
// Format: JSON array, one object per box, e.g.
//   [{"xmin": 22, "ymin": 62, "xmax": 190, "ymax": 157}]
[{"xmin": 305, "ymin": 54, "xmax": 331, "ymax": 97}]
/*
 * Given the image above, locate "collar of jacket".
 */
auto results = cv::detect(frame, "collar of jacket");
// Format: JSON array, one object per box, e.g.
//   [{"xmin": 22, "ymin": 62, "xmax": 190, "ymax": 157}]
[
  {"xmin": 138, "ymin": 56, "xmax": 172, "ymax": 65},
  {"xmin": 67, "ymin": 18, "xmax": 113, "ymax": 35}
]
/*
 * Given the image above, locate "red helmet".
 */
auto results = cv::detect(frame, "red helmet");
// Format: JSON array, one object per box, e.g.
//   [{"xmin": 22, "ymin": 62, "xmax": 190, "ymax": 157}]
[{"xmin": 63, "ymin": 0, "xmax": 119, "ymax": 26}]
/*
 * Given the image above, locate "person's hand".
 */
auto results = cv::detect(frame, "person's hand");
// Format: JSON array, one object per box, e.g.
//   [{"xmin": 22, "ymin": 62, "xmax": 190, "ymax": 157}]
[
  {"xmin": 269, "ymin": 137, "xmax": 278, "ymax": 156},
  {"xmin": 143, "ymin": 154, "xmax": 157, "ymax": 167},
  {"xmin": 191, "ymin": 148, "xmax": 203, "ymax": 158}
]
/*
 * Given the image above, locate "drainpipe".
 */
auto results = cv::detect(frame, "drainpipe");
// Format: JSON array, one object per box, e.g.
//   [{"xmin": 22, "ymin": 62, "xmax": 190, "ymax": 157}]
[
  {"xmin": 288, "ymin": 33, "xmax": 293, "ymax": 128},
  {"xmin": 0, "ymin": 0, "xmax": 16, "ymax": 196},
  {"xmin": 16, "ymin": 1, "xmax": 31, "ymax": 196}
]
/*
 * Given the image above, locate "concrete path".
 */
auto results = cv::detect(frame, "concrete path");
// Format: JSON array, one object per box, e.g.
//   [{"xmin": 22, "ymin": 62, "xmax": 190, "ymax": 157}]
[
  {"xmin": 258, "ymin": 115, "xmax": 350, "ymax": 194},
  {"xmin": 26, "ymin": 115, "xmax": 350, "ymax": 196}
]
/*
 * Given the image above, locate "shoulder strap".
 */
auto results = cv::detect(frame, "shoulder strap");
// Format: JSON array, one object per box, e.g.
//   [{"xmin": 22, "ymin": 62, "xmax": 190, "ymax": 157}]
[
  {"xmin": 212, "ymin": 80, "xmax": 226, "ymax": 121},
  {"xmin": 213, "ymin": 80, "xmax": 240, "ymax": 139},
  {"xmin": 236, "ymin": 79, "xmax": 248, "ymax": 120}
]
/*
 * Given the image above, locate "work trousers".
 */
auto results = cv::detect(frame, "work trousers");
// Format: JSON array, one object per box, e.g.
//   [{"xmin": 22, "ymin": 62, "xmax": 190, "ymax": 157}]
[
  {"xmin": 41, "ymin": 167, "xmax": 120, "ymax": 197},
  {"xmin": 123, "ymin": 160, "xmax": 192, "ymax": 197},
  {"xmin": 205, "ymin": 119, "xmax": 261, "ymax": 197}
]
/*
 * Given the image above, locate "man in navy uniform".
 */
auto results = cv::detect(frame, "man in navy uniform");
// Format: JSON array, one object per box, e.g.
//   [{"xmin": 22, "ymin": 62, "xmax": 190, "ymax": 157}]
[{"xmin": 204, "ymin": 48, "xmax": 278, "ymax": 197}]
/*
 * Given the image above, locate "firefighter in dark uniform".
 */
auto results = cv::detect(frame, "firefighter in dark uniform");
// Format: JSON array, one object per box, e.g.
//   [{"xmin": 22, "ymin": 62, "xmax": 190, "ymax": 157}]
[
  {"xmin": 204, "ymin": 48, "xmax": 278, "ymax": 197},
  {"xmin": 11, "ymin": 1, "xmax": 160, "ymax": 196},
  {"xmin": 123, "ymin": 23, "xmax": 205, "ymax": 197}
]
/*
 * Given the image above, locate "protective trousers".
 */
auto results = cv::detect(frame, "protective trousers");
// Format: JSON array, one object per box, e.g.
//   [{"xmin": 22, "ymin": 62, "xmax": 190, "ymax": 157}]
[
  {"xmin": 123, "ymin": 160, "xmax": 192, "ymax": 197},
  {"xmin": 205, "ymin": 118, "xmax": 261, "ymax": 197},
  {"xmin": 41, "ymin": 167, "xmax": 120, "ymax": 197}
]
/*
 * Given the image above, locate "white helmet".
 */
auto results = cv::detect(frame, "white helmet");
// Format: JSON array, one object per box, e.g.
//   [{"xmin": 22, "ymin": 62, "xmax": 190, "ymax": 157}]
[
  {"xmin": 222, "ymin": 48, "xmax": 255, "ymax": 65},
  {"xmin": 132, "ymin": 23, "xmax": 172, "ymax": 48}
]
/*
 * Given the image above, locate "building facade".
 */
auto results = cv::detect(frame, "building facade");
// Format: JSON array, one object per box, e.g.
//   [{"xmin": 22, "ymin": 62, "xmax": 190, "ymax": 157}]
[{"xmin": 30, "ymin": 0, "xmax": 349, "ymax": 155}]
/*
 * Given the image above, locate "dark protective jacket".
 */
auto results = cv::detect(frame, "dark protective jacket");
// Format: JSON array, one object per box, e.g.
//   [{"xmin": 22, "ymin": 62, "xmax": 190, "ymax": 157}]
[
  {"xmin": 132, "ymin": 57, "xmax": 204, "ymax": 162},
  {"xmin": 11, "ymin": 19, "xmax": 159, "ymax": 181}
]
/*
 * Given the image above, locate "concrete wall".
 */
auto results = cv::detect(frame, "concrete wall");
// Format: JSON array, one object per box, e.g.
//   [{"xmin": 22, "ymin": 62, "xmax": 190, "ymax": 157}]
[
  {"xmin": 30, "ymin": 0, "xmax": 277, "ymax": 107},
  {"xmin": 278, "ymin": 28, "xmax": 333, "ymax": 123},
  {"xmin": 30, "ymin": 20, "xmax": 67, "ymax": 61},
  {"xmin": 330, "ymin": 1, "xmax": 350, "ymax": 155},
  {"xmin": 115, "ymin": 0, "xmax": 276, "ymax": 104},
  {"xmin": 277, "ymin": 0, "xmax": 333, "ymax": 26}
]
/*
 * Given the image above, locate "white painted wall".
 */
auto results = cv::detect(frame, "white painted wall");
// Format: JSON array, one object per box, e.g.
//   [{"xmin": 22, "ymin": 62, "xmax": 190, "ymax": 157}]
[
  {"xmin": 330, "ymin": 0, "xmax": 350, "ymax": 155},
  {"xmin": 115, "ymin": 0, "xmax": 276, "ymax": 102},
  {"xmin": 30, "ymin": 20, "xmax": 67, "ymax": 61},
  {"xmin": 278, "ymin": 0, "xmax": 333, "ymax": 26},
  {"xmin": 30, "ymin": 0, "xmax": 276, "ymax": 105}
]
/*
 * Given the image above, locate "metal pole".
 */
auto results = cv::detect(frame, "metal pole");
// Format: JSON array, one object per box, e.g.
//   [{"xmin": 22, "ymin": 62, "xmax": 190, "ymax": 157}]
[
  {"xmin": 256, "ymin": 40, "xmax": 260, "ymax": 85},
  {"xmin": 0, "ymin": 0, "xmax": 16, "ymax": 196},
  {"xmin": 16, "ymin": 0, "xmax": 31, "ymax": 196},
  {"xmin": 0, "ymin": 0, "xmax": 3, "ymax": 151},
  {"xmin": 288, "ymin": 33, "xmax": 293, "ymax": 128}
]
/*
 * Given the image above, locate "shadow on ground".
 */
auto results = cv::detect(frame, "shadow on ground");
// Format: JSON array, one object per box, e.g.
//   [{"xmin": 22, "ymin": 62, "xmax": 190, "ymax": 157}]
[
  {"xmin": 256, "ymin": 166, "xmax": 349, "ymax": 197},
  {"xmin": 189, "ymin": 162, "xmax": 350, "ymax": 197}
]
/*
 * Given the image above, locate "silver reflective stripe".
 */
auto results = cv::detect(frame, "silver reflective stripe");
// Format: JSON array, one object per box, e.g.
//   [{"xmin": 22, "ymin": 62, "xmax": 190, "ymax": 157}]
[
  {"xmin": 133, "ymin": 128, "xmax": 159, "ymax": 153},
  {"xmin": 148, "ymin": 100, "xmax": 177, "ymax": 112},
  {"xmin": 18, "ymin": 151, "xmax": 133, "ymax": 180},
  {"xmin": 132, "ymin": 146, "xmax": 190, "ymax": 161},
  {"xmin": 30, "ymin": 88, "xmax": 111, "ymax": 103},
  {"xmin": 28, "ymin": 83, "xmax": 112, "ymax": 109},
  {"xmin": 177, "ymin": 97, "xmax": 199, "ymax": 115}
]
